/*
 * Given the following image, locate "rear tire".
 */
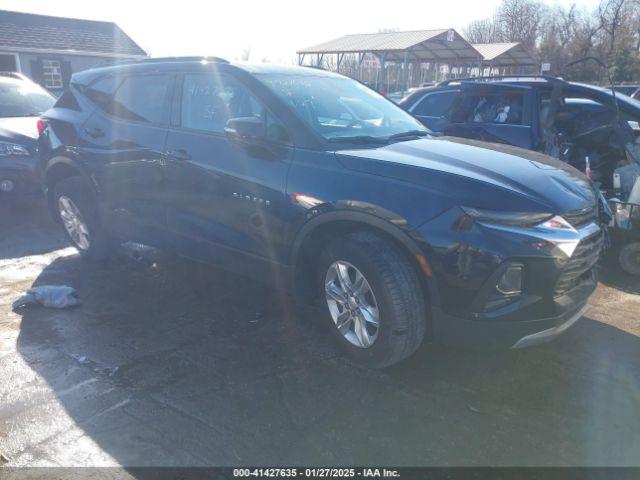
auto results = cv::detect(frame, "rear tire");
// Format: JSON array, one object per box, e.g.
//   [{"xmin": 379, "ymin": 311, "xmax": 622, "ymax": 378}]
[
  {"xmin": 53, "ymin": 176, "xmax": 116, "ymax": 261},
  {"xmin": 317, "ymin": 231, "xmax": 427, "ymax": 368}
]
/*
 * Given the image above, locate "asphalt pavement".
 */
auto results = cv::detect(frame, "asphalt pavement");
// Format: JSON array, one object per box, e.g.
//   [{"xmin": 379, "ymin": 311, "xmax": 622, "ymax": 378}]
[{"xmin": 0, "ymin": 200, "xmax": 639, "ymax": 467}]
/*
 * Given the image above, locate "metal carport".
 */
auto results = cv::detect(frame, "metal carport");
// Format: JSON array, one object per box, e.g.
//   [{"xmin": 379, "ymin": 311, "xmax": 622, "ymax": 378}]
[
  {"xmin": 297, "ymin": 29, "xmax": 482, "ymax": 92},
  {"xmin": 471, "ymin": 43, "xmax": 537, "ymax": 74}
]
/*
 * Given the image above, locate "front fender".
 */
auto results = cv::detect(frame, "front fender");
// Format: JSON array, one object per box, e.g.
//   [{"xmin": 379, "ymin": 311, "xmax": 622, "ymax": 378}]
[{"xmin": 288, "ymin": 203, "xmax": 442, "ymax": 307}]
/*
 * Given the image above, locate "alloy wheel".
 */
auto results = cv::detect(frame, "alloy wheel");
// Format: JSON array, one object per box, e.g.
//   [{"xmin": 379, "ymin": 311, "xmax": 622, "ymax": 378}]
[
  {"xmin": 58, "ymin": 196, "xmax": 90, "ymax": 251},
  {"xmin": 325, "ymin": 261, "xmax": 380, "ymax": 348}
]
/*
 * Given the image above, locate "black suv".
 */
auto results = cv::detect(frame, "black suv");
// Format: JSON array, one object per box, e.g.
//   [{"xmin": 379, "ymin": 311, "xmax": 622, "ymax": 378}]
[{"xmin": 39, "ymin": 58, "xmax": 603, "ymax": 367}]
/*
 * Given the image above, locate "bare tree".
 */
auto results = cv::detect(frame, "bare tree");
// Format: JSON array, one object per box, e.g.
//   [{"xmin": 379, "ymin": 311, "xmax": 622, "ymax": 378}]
[
  {"xmin": 496, "ymin": 0, "xmax": 547, "ymax": 49},
  {"xmin": 460, "ymin": 0, "xmax": 640, "ymax": 82},
  {"xmin": 558, "ymin": 4, "xmax": 579, "ymax": 48},
  {"xmin": 599, "ymin": 0, "xmax": 626, "ymax": 52},
  {"xmin": 464, "ymin": 18, "xmax": 499, "ymax": 43}
]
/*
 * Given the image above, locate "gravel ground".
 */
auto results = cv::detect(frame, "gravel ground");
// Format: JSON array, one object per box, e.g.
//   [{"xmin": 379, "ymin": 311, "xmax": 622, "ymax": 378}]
[{"xmin": 0, "ymin": 200, "xmax": 639, "ymax": 468}]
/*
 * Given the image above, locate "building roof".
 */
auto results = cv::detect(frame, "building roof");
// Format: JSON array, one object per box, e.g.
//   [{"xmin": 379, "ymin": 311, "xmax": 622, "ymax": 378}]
[
  {"xmin": 298, "ymin": 29, "xmax": 481, "ymax": 63},
  {"xmin": 0, "ymin": 10, "xmax": 147, "ymax": 58},
  {"xmin": 472, "ymin": 43, "xmax": 535, "ymax": 66}
]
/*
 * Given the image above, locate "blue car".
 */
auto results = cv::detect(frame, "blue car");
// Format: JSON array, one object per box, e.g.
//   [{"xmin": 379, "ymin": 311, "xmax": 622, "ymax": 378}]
[
  {"xmin": 39, "ymin": 59, "xmax": 603, "ymax": 367},
  {"xmin": 399, "ymin": 76, "xmax": 640, "ymax": 191}
]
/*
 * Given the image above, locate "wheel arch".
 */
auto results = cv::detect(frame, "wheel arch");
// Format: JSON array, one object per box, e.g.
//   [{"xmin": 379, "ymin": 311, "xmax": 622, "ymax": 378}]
[
  {"xmin": 290, "ymin": 209, "xmax": 440, "ymax": 313},
  {"xmin": 44, "ymin": 155, "xmax": 95, "ymax": 220}
]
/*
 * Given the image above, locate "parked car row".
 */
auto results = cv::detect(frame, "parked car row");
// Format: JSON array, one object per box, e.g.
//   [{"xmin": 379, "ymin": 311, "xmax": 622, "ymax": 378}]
[{"xmin": 0, "ymin": 58, "xmax": 611, "ymax": 367}]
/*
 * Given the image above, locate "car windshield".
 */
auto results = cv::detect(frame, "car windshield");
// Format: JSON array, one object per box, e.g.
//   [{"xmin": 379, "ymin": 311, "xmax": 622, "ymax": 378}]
[
  {"xmin": 0, "ymin": 80, "xmax": 56, "ymax": 118},
  {"xmin": 258, "ymin": 73, "xmax": 427, "ymax": 142}
]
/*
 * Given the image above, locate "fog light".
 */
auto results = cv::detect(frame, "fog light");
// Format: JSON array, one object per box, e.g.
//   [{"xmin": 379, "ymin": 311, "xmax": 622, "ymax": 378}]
[
  {"xmin": 496, "ymin": 265, "xmax": 523, "ymax": 295},
  {"xmin": 0, "ymin": 179, "xmax": 14, "ymax": 192}
]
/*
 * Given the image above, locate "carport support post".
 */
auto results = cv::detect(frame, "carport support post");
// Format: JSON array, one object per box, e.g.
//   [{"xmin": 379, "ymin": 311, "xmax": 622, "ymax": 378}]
[
  {"xmin": 375, "ymin": 52, "xmax": 387, "ymax": 92},
  {"xmin": 402, "ymin": 51, "xmax": 409, "ymax": 95}
]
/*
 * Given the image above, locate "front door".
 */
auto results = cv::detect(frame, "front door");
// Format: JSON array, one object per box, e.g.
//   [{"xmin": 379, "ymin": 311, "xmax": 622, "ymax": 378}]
[
  {"xmin": 409, "ymin": 89, "xmax": 458, "ymax": 133},
  {"xmin": 444, "ymin": 83, "xmax": 534, "ymax": 149},
  {"xmin": 162, "ymin": 71, "xmax": 293, "ymax": 271}
]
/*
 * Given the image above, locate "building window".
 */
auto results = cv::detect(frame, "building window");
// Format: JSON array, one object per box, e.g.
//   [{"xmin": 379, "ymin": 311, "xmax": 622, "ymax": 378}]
[
  {"xmin": 0, "ymin": 54, "xmax": 17, "ymax": 72},
  {"xmin": 42, "ymin": 59, "xmax": 63, "ymax": 89}
]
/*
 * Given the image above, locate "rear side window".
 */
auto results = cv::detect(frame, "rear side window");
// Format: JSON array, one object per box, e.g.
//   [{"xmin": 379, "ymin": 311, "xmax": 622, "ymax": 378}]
[
  {"xmin": 84, "ymin": 76, "xmax": 122, "ymax": 112},
  {"xmin": 53, "ymin": 91, "xmax": 81, "ymax": 111},
  {"xmin": 110, "ymin": 75, "xmax": 173, "ymax": 124},
  {"xmin": 413, "ymin": 91, "xmax": 457, "ymax": 117}
]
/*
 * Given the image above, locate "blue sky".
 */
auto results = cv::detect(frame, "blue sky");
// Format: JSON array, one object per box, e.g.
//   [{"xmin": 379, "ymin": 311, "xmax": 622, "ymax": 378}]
[{"xmin": 2, "ymin": 0, "xmax": 602, "ymax": 63}]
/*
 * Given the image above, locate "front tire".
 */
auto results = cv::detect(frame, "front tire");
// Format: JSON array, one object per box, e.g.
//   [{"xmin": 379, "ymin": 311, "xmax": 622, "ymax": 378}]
[
  {"xmin": 619, "ymin": 242, "xmax": 640, "ymax": 276},
  {"xmin": 317, "ymin": 231, "xmax": 427, "ymax": 368},
  {"xmin": 53, "ymin": 176, "xmax": 116, "ymax": 261}
]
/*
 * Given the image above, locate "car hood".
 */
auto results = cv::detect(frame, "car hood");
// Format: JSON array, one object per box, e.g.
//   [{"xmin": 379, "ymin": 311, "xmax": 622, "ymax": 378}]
[
  {"xmin": 0, "ymin": 117, "xmax": 39, "ymax": 145},
  {"xmin": 335, "ymin": 136, "xmax": 596, "ymax": 214}
]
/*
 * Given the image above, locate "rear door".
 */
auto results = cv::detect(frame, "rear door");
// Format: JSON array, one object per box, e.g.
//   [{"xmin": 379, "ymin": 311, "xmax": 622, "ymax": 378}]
[
  {"xmin": 162, "ymin": 70, "xmax": 294, "ymax": 269},
  {"xmin": 80, "ymin": 73, "xmax": 174, "ymax": 241},
  {"xmin": 408, "ymin": 89, "xmax": 458, "ymax": 133},
  {"xmin": 443, "ymin": 83, "xmax": 534, "ymax": 149}
]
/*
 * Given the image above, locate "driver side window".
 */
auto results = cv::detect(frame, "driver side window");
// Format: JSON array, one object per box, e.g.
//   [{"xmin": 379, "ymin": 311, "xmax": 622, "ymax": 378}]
[
  {"xmin": 181, "ymin": 73, "xmax": 290, "ymax": 143},
  {"xmin": 181, "ymin": 73, "xmax": 262, "ymax": 133}
]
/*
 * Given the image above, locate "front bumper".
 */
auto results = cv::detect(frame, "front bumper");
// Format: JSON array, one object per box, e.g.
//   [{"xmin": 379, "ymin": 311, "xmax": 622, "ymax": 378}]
[
  {"xmin": 432, "ymin": 295, "xmax": 592, "ymax": 349},
  {"xmin": 428, "ymin": 248, "xmax": 598, "ymax": 349},
  {"xmin": 511, "ymin": 303, "xmax": 589, "ymax": 348},
  {"xmin": 418, "ymin": 206, "xmax": 602, "ymax": 349}
]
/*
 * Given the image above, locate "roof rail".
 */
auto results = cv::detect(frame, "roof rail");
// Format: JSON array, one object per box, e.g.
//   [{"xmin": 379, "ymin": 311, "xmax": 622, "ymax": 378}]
[
  {"xmin": 97, "ymin": 56, "xmax": 230, "ymax": 68},
  {"xmin": 436, "ymin": 75, "xmax": 565, "ymax": 87}
]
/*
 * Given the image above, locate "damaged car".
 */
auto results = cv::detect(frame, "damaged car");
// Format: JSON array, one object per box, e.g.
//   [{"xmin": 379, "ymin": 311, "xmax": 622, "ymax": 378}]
[
  {"xmin": 400, "ymin": 76, "xmax": 640, "ymax": 196},
  {"xmin": 401, "ymin": 76, "xmax": 640, "ymax": 274},
  {"xmin": 39, "ymin": 59, "xmax": 605, "ymax": 367}
]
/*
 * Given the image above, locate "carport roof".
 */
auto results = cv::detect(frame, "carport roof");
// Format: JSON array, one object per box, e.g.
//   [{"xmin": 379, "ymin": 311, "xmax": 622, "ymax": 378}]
[
  {"xmin": 472, "ymin": 43, "xmax": 535, "ymax": 66},
  {"xmin": 298, "ymin": 29, "xmax": 481, "ymax": 62}
]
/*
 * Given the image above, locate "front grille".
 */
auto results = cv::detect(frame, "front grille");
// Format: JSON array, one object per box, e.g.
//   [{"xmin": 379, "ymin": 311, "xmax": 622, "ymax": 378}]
[
  {"xmin": 563, "ymin": 205, "xmax": 598, "ymax": 229},
  {"xmin": 554, "ymin": 230, "xmax": 604, "ymax": 296}
]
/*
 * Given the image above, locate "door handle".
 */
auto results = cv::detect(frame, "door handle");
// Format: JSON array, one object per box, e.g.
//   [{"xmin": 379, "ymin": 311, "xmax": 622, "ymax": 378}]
[
  {"xmin": 84, "ymin": 127, "xmax": 104, "ymax": 139},
  {"xmin": 165, "ymin": 149, "xmax": 191, "ymax": 161}
]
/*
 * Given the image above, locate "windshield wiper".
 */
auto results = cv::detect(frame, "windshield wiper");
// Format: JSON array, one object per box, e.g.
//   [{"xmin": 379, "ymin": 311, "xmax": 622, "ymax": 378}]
[
  {"xmin": 327, "ymin": 135, "xmax": 388, "ymax": 144},
  {"xmin": 387, "ymin": 130, "xmax": 429, "ymax": 141}
]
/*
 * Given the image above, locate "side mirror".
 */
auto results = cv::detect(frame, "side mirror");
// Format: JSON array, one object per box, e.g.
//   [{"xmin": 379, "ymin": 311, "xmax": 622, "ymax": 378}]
[{"xmin": 225, "ymin": 117, "xmax": 265, "ymax": 142}]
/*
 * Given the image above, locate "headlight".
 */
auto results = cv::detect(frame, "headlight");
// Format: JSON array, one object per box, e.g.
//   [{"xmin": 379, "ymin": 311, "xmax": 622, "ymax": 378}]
[
  {"xmin": 461, "ymin": 207, "xmax": 553, "ymax": 227},
  {"xmin": 0, "ymin": 141, "xmax": 30, "ymax": 156}
]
